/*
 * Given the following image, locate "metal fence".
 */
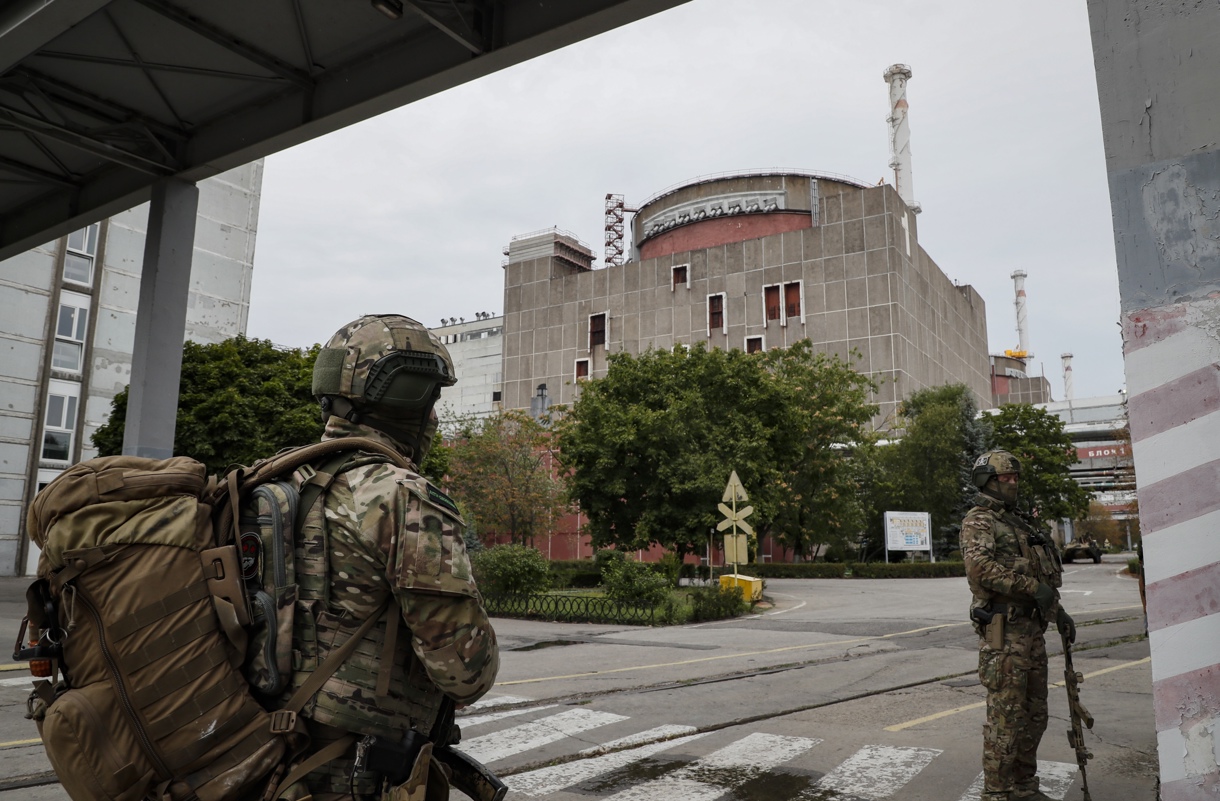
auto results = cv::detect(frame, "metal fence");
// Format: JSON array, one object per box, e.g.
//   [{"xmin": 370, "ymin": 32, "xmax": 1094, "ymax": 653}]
[{"xmin": 483, "ymin": 592, "xmax": 656, "ymax": 625}]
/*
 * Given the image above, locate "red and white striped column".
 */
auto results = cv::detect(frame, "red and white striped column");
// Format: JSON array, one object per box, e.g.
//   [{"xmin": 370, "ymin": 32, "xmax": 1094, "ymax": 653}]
[
  {"xmin": 1088, "ymin": 2, "xmax": 1220, "ymax": 797},
  {"xmin": 1124, "ymin": 303, "xmax": 1220, "ymax": 798}
]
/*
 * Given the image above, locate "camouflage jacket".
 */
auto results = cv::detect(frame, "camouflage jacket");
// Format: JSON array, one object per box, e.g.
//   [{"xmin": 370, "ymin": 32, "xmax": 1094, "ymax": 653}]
[
  {"xmin": 959, "ymin": 492, "xmax": 1062, "ymax": 615},
  {"xmin": 303, "ymin": 417, "xmax": 499, "ymax": 709}
]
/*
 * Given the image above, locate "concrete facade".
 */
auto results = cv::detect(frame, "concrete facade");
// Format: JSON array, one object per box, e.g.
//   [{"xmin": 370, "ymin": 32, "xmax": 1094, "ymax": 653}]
[
  {"xmin": 0, "ymin": 162, "xmax": 262, "ymax": 576},
  {"xmin": 989, "ymin": 353, "xmax": 1054, "ymax": 407},
  {"xmin": 1087, "ymin": 3, "xmax": 1220, "ymax": 797},
  {"xmin": 435, "ymin": 315, "xmax": 505, "ymax": 425},
  {"xmin": 503, "ymin": 174, "xmax": 991, "ymax": 426}
]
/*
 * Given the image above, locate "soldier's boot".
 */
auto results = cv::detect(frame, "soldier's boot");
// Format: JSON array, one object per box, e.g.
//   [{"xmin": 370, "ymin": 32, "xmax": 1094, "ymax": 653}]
[{"xmin": 1011, "ymin": 790, "xmax": 1057, "ymax": 801}]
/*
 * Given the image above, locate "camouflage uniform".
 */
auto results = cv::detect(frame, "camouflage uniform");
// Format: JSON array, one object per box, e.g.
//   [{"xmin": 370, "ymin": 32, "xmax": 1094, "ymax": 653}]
[
  {"xmin": 960, "ymin": 492, "xmax": 1063, "ymax": 801},
  {"xmin": 288, "ymin": 416, "xmax": 498, "ymax": 799}
]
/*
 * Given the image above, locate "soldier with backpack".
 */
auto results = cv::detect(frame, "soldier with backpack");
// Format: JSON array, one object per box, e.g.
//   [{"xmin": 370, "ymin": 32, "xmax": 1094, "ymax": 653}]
[
  {"xmin": 17, "ymin": 313, "xmax": 499, "ymax": 801},
  {"xmin": 281, "ymin": 313, "xmax": 500, "ymax": 799}
]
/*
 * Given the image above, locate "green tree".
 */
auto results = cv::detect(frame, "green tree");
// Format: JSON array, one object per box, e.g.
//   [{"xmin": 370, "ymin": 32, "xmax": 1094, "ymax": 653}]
[
  {"xmin": 861, "ymin": 384, "xmax": 988, "ymax": 558},
  {"xmin": 761, "ymin": 342, "xmax": 878, "ymax": 560},
  {"xmin": 92, "ymin": 336, "xmax": 322, "ymax": 473},
  {"xmin": 558, "ymin": 342, "xmax": 877, "ymax": 561},
  {"xmin": 987, "ymin": 402, "xmax": 1091, "ymax": 522},
  {"xmin": 443, "ymin": 411, "xmax": 566, "ymax": 546}
]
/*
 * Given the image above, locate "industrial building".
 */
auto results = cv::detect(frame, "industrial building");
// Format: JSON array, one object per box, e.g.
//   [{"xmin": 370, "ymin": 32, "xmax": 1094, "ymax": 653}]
[
  {"xmin": 0, "ymin": 163, "xmax": 262, "ymax": 576},
  {"xmin": 500, "ymin": 171, "xmax": 991, "ymax": 426},
  {"xmin": 435, "ymin": 312, "xmax": 505, "ymax": 424}
]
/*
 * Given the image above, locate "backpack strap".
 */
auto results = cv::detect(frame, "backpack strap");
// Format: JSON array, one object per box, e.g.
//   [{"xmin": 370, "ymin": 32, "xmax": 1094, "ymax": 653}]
[{"xmin": 266, "ymin": 597, "xmax": 393, "ymax": 799}]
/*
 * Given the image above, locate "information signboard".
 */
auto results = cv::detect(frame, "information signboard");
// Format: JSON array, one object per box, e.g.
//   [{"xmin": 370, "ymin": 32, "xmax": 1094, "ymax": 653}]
[{"xmin": 884, "ymin": 511, "xmax": 933, "ymax": 561}]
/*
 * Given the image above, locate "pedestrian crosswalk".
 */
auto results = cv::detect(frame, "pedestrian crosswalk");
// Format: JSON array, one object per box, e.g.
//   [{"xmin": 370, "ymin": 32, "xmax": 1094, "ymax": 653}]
[{"xmin": 458, "ymin": 696, "xmax": 1079, "ymax": 800}]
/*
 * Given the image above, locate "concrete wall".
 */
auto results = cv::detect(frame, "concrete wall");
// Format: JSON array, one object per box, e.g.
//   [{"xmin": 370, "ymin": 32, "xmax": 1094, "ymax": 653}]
[
  {"xmin": 435, "ymin": 316, "xmax": 504, "ymax": 424},
  {"xmin": 0, "ymin": 161, "xmax": 262, "ymax": 576},
  {"xmin": 503, "ymin": 180, "xmax": 991, "ymax": 426},
  {"xmin": 1087, "ymin": 3, "xmax": 1220, "ymax": 797},
  {"xmin": 0, "ymin": 242, "xmax": 57, "ymax": 574}
]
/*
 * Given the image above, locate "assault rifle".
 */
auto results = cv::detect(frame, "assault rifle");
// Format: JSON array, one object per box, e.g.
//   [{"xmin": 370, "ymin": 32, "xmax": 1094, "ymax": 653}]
[
  {"xmin": 354, "ymin": 699, "xmax": 507, "ymax": 801},
  {"xmin": 1060, "ymin": 629, "xmax": 1094, "ymax": 801}
]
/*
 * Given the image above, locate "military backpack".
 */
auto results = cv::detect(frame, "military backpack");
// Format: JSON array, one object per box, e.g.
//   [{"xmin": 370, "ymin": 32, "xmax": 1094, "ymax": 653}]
[{"xmin": 15, "ymin": 437, "xmax": 407, "ymax": 801}]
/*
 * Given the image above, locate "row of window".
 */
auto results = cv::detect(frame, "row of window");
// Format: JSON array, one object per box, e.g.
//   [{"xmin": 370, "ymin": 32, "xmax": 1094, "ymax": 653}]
[
  {"xmin": 570, "ymin": 332, "xmax": 767, "ymax": 382},
  {"xmin": 42, "ymin": 223, "xmax": 99, "ymax": 466},
  {"xmin": 585, "ymin": 278, "xmax": 805, "ymax": 349}
]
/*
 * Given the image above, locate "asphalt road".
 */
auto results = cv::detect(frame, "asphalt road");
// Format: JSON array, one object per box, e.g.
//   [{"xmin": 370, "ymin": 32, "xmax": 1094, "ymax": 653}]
[{"xmin": 0, "ymin": 555, "xmax": 1155, "ymax": 800}]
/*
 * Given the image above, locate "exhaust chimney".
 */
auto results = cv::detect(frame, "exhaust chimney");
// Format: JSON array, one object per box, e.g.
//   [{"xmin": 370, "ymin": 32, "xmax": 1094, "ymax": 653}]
[
  {"xmin": 1011, "ymin": 270, "xmax": 1031, "ymax": 357},
  {"xmin": 883, "ymin": 63, "xmax": 920, "ymax": 214},
  {"xmin": 1061, "ymin": 353, "xmax": 1074, "ymax": 401}
]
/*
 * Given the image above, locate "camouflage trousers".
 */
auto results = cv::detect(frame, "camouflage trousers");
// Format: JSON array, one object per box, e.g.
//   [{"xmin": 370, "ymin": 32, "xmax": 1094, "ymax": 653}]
[{"xmin": 977, "ymin": 615, "xmax": 1048, "ymax": 800}]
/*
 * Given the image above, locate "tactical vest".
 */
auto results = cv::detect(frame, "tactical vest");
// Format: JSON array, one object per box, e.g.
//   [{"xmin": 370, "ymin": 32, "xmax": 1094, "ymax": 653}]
[
  {"xmin": 286, "ymin": 454, "xmax": 446, "ymax": 792},
  {"xmin": 966, "ymin": 494, "xmax": 1063, "ymax": 603}
]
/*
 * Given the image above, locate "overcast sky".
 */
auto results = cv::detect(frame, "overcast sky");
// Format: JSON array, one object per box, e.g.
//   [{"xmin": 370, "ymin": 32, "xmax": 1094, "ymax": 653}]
[{"xmin": 248, "ymin": 0, "xmax": 1123, "ymax": 402}]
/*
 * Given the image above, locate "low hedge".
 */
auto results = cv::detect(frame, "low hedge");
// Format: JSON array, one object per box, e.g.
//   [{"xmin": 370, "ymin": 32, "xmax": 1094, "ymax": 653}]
[
  {"xmin": 848, "ymin": 561, "xmax": 966, "ymax": 578},
  {"xmin": 749, "ymin": 562, "xmax": 849, "ymax": 578},
  {"xmin": 548, "ymin": 559, "xmax": 602, "ymax": 589},
  {"xmin": 748, "ymin": 561, "xmax": 965, "ymax": 579}
]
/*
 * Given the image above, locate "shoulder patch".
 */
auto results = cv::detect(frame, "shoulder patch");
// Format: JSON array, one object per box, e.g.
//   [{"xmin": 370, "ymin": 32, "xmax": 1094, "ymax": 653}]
[{"xmin": 426, "ymin": 482, "xmax": 460, "ymax": 516}]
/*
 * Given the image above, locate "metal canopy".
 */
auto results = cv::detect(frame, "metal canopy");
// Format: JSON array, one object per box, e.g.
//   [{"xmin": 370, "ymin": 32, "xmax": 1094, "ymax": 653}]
[{"xmin": 0, "ymin": 0, "xmax": 689, "ymax": 260}]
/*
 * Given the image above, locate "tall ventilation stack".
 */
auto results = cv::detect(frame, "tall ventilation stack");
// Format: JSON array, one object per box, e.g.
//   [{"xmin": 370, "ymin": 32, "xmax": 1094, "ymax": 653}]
[
  {"xmin": 883, "ymin": 64, "xmax": 921, "ymax": 214},
  {"xmin": 1011, "ymin": 269, "xmax": 1031, "ymax": 358},
  {"xmin": 1061, "ymin": 353, "xmax": 1075, "ymax": 401}
]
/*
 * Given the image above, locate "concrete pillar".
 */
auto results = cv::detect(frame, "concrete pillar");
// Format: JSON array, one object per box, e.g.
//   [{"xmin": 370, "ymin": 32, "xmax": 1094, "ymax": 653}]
[
  {"xmin": 1087, "ymin": 4, "xmax": 1220, "ymax": 798},
  {"xmin": 122, "ymin": 179, "xmax": 198, "ymax": 459}
]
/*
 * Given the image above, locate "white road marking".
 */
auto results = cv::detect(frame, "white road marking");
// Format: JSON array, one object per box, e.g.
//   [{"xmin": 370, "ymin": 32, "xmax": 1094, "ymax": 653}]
[
  {"xmin": 808, "ymin": 744, "xmax": 941, "ymax": 799},
  {"xmin": 460, "ymin": 704, "xmax": 559, "ymax": 728},
  {"xmin": 957, "ymin": 760, "xmax": 1078, "ymax": 801},
  {"xmin": 508, "ymin": 730, "xmax": 708, "ymax": 796},
  {"xmin": 767, "ymin": 600, "xmax": 807, "ymax": 616},
  {"xmin": 1060, "ymin": 589, "xmax": 1094, "ymax": 595},
  {"xmin": 461, "ymin": 708, "xmax": 628, "ymax": 764},
  {"xmin": 578, "ymin": 724, "xmax": 699, "ymax": 755},
  {"xmin": 0, "ymin": 676, "xmax": 34, "ymax": 687},
  {"xmin": 603, "ymin": 732, "xmax": 821, "ymax": 801},
  {"xmin": 468, "ymin": 694, "xmax": 533, "ymax": 709}
]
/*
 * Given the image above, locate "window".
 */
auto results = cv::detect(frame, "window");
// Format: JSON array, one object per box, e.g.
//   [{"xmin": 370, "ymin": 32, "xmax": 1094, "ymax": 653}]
[
  {"xmin": 491, "ymin": 390, "xmax": 502, "ymax": 402},
  {"xmin": 575, "ymin": 359, "xmax": 590, "ymax": 381},
  {"xmin": 52, "ymin": 293, "xmax": 90, "ymax": 372},
  {"xmin": 784, "ymin": 282, "xmax": 802, "ymax": 319},
  {"xmin": 42, "ymin": 383, "xmax": 80, "ymax": 462},
  {"xmin": 707, "ymin": 293, "xmax": 725, "ymax": 335},
  {"xmin": 764, "ymin": 285, "xmax": 781, "ymax": 323},
  {"xmin": 63, "ymin": 223, "xmax": 99, "ymax": 286},
  {"xmin": 589, "ymin": 313, "xmax": 606, "ymax": 348},
  {"xmin": 745, "ymin": 336, "xmax": 764, "ymax": 354},
  {"xmin": 672, "ymin": 264, "xmax": 689, "ymax": 290}
]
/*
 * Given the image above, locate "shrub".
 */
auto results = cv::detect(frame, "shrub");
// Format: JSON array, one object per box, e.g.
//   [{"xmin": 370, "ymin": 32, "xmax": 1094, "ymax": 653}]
[
  {"xmin": 601, "ymin": 558, "xmax": 671, "ymax": 606},
  {"xmin": 656, "ymin": 552, "xmax": 683, "ymax": 587},
  {"xmin": 1126, "ymin": 557, "xmax": 1141, "ymax": 576},
  {"xmin": 548, "ymin": 559, "xmax": 601, "ymax": 589},
  {"xmin": 750, "ymin": 562, "xmax": 848, "ymax": 578},
  {"xmin": 471, "ymin": 544, "xmax": 550, "ymax": 596},
  {"xmin": 594, "ymin": 549, "xmax": 626, "ymax": 575},
  {"xmin": 847, "ymin": 561, "xmax": 965, "ymax": 578},
  {"xmin": 689, "ymin": 583, "xmax": 745, "ymax": 621}
]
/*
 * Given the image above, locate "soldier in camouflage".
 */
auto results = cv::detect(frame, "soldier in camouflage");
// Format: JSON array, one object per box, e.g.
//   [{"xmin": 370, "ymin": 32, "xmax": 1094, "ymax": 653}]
[
  {"xmin": 287, "ymin": 314, "xmax": 499, "ymax": 801},
  {"xmin": 960, "ymin": 450, "xmax": 1075, "ymax": 801}
]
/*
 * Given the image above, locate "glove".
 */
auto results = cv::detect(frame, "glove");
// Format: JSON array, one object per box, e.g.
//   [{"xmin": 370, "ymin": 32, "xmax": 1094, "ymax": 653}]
[
  {"xmin": 1032, "ymin": 582, "xmax": 1056, "ymax": 620},
  {"xmin": 1057, "ymin": 607, "xmax": 1076, "ymax": 643}
]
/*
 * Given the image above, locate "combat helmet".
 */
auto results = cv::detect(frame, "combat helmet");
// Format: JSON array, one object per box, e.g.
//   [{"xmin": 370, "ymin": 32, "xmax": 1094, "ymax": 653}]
[
  {"xmin": 971, "ymin": 450, "xmax": 1021, "ymax": 488},
  {"xmin": 312, "ymin": 314, "xmax": 456, "ymax": 460}
]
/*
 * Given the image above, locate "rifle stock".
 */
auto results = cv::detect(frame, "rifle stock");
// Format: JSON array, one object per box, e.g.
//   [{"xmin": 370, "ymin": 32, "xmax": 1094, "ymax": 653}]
[{"xmin": 1061, "ymin": 630, "xmax": 1094, "ymax": 801}]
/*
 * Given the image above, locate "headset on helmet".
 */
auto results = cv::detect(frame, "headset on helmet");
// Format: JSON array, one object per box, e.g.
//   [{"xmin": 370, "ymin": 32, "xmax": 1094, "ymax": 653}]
[
  {"xmin": 971, "ymin": 450, "xmax": 1021, "ymax": 489},
  {"xmin": 312, "ymin": 314, "xmax": 456, "ymax": 460}
]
